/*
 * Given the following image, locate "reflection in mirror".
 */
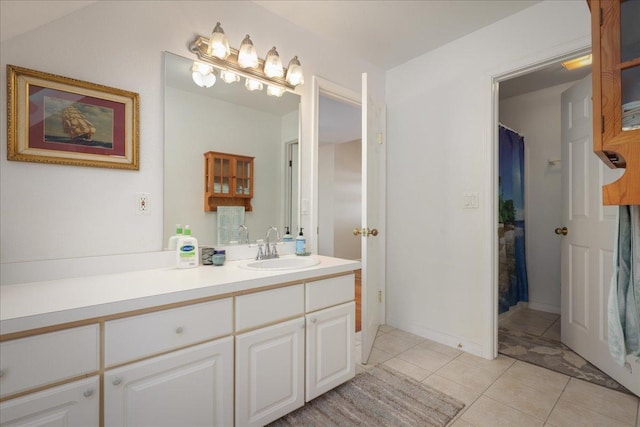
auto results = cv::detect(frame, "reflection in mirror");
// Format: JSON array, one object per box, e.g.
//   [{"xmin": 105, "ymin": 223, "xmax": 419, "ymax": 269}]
[{"xmin": 163, "ymin": 52, "xmax": 300, "ymax": 247}]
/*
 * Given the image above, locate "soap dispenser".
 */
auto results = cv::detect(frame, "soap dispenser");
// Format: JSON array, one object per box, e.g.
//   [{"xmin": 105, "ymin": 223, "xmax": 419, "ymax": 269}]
[
  {"xmin": 295, "ymin": 228, "xmax": 306, "ymax": 255},
  {"xmin": 283, "ymin": 226, "xmax": 293, "ymax": 242},
  {"xmin": 167, "ymin": 224, "xmax": 183, "ymax": 250},
  {"xmin": 176, "ymin": 225, "xmax": 199, "ymax": 268}
]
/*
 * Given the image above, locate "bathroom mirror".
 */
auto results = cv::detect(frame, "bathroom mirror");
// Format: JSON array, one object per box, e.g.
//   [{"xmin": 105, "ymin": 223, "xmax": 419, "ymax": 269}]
[{"xmin": 163, "ymin": 52, "xmax": 300, "ymax": 247}]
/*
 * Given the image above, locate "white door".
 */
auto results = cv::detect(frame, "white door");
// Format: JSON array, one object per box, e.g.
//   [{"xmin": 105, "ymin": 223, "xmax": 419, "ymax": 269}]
[
  {"xmin": 306, "ymin": 302, "xmax": 355, "ymax": 401},
  {"xmin": 359, "ymin": 73, "xmax": 386, "ymax": 363},
  {"xmin": 560, "ymin": 75, "xmax": 639, "ymax": 395},
  {"xmin": 104, "ymin": 338, "xmax": 234, "ymax": 427},
  {"xmin": 0, "ymin": 377, "xmax": 99, "ymax": 426},
  {"xmin": 235, "ymin": 317, "xmax": 305, "ymax": 427}
]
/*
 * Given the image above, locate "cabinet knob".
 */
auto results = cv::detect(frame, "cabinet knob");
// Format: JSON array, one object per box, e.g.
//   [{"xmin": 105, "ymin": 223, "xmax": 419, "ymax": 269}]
[
  {"xmin": 83, "ymin": 389, "xmax": 94, "ymax": 398},
  {"xmin": 175, "ymin": 326, "xmax": 184, "ymax": 334},
  {"xmin": 112, "ymin": 377, "xmax": 122, "ymax": 386}
]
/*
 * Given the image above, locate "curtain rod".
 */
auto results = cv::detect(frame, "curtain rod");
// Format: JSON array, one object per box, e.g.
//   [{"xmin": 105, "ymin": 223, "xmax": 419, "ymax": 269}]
[{"xmin": 498, "ymin": 122, "xmax": 523, "ymax": 136}]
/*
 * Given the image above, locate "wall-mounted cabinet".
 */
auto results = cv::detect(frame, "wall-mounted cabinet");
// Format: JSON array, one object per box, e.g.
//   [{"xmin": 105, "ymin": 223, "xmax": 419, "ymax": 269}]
[
  {"xmin": 591, "ymin": 0, "xmax": 640, "ymax": 204},
  {"xmin": 204, "ymin": 151, "xmax": 254, "ymax": 212}
]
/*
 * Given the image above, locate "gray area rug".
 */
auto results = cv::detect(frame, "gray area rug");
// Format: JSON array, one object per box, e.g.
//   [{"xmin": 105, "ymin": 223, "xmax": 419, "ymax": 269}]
[
  {"xmin": 498, "ymin": 327, "xmax": 630, "ymax": 394},
  {"xmin": 269, "ymin": 365, "xmax": 465, "ymax": 427}
]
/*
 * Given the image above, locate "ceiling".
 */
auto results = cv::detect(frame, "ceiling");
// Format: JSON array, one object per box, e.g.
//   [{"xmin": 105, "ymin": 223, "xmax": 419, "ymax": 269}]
[{"xmin": 1, "ymin": 0, "xmax": 590, "ymax": 100}]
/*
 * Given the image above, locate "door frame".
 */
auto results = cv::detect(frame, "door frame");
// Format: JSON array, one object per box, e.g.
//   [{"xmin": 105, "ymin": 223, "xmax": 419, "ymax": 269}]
[{"xmin": 487, "ymin": 40, "xmax": 591, "ymax": 358}]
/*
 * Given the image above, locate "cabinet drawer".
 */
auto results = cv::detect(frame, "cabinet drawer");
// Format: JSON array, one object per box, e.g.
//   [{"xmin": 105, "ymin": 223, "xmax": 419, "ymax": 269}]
[
  {"xmin": 105, "ymin": 298, "xmax": 232, "ymax": 367},
  {"xmin": 0, "ymin": 324, "xmax": 99, "ymax": 398},
  {"xmin": 306, "ymin": 274, "xmax": 355, "ymax": 312},
  {"xmin": 236, "ymin": 284, "xmax": 304, "ymax": 331}
]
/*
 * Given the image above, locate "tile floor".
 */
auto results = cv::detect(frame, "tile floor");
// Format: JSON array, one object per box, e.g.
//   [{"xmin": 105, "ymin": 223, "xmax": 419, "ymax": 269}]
[
  {"xmin": 499, "ymin": 307, "xmax": 561, "ymax": 340},
  {"xmin": 355, "ymin": 325, "xmax": 640, "ymax": 427}
]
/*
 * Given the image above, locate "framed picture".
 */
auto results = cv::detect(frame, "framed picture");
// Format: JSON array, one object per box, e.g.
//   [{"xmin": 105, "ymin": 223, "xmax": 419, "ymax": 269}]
[{"xmin": 7, "ymin": 65, "xmax": 139, "ymax": 170}]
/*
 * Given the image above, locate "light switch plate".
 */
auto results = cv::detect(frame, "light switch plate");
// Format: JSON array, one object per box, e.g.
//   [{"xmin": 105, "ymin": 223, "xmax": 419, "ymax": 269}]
[{"xmin": 463, "ymin": 192, "xmax": 479, "ymax": 209}]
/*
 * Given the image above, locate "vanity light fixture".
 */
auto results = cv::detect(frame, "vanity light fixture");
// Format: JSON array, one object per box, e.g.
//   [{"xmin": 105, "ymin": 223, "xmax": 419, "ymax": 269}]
[
  {"xmin": 189, "ymin": 24, "xmax": 304, "ymax": 96},
  {"xmin": 561, "ymin": 54, "xmax": 592, "ymax": 70},
  {"xmin": 191, "ymin": 62, "xmax": 216, "ymax": 88},
  {"xmin": 264, "ymin": 47, "xmax": 284, "ymax": 78},
  {"xmin": 238, "ymin": 35, "xmax": 259, "ymax": 69},
  {"xmin": 208, "ymin": 22, "xmax": 230, "ymax": 59}
]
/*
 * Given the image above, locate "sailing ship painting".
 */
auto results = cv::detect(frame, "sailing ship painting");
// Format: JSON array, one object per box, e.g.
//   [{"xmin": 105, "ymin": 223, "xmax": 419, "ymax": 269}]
[{"xmin": 43, "ymin": 97, "xmax": 114, "ymax": 149}]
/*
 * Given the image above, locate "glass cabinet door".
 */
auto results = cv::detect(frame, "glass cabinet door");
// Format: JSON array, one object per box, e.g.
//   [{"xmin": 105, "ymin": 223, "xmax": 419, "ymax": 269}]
[
  {"xmin": 235, "ymin": 159, "xmax": 252, "ymax": 196},
  {"xmin": 620, "ymin": 0, "xmax": 640, "ymax": 132}
]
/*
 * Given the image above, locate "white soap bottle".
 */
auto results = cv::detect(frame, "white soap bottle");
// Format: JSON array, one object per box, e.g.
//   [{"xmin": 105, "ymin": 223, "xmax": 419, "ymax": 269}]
[
  {"xmin": 176, "ymin": 225, "xmax": 199, "ymax": 269},
  {"xmin": 167, "ymin": 224, "xmax": 183, "ymax": 250}
]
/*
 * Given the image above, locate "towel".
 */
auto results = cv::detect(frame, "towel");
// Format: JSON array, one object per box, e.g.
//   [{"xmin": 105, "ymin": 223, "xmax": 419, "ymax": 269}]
[{"xmin": 608, "ymin": 205, "xmax": 640, "ymax": 368}]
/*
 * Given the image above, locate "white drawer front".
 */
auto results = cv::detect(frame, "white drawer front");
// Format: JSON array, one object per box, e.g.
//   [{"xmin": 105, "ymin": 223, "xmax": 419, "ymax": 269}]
[
  {"xmin": 105, "ymin": 298, "xmax": 232, "ymax": 367},
  {"xmin": 235, "ymin": 284, "xmax": 304, "ymax": 331},
  {"xmin": 0, "ymin": 324, "xmax": 99, "ymax": 398},
  {"xmin": 306, "ymin": 274, "xmax": 355, "ymax": 312}
]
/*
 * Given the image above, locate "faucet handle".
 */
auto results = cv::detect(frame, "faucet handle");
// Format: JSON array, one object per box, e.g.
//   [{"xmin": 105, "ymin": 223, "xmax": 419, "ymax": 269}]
[{"xmin": 256, "ymin": 243, "xmax": 264, "ymax": 260}]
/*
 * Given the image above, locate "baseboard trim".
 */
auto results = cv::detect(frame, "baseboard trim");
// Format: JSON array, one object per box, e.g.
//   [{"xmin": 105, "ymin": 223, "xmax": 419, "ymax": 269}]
[{"xmin": 527, "ymin": 301, "xmax": 560, "ymax": 314}]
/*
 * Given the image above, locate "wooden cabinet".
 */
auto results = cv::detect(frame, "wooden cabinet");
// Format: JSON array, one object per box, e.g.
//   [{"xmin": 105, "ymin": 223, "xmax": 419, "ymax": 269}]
[
  {"xmin": 104, "ymin": 338, "xmax": 233, "ymax": 427},
  {"xmin": 235, "ymin": 318, "xmax": 305, "ymax": 427},
  {"xmin": 591, "ymin": 0, "xmax": 640, "ymax": 204},
  {"xmin": 204, "ymin": 151, "xmax": 254, "ymax": 211},
  {"xmin": 0, "ymin": 377, "xmax": 99, "ymax": 427}
]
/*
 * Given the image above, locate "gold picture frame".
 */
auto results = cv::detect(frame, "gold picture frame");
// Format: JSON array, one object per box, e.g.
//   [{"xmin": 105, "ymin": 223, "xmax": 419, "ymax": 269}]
[{"xmin": 7, "ymin": 65, "xmax": 139, "ymax": 170}]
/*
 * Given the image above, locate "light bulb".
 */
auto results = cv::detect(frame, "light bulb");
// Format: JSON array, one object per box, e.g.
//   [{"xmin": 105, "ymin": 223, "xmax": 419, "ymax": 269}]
[
  {"xmin": 245, "ymin": 78, "xmax": 263, "ymax": 91},
  {"xmin": 264, "ymin": 47, "xmax": 284, "ymax": 78},
  {"xmin": 208, "ymin": 22, "xmax": 230, "ymax": 59},
  {"xmin": 238, "ymin": 35, "xmax": 259, "ymax": 69},
  {"xmin": 191, "ymin": 62, "xmax": 216, "ymax": 88},
  {"xmin": 267, "ymin": 85, "xmax": 285, "ymax": 97},
  {"xmin": 219, "ymin": 69, "xmax": 240, "ymax": 83},
  {"xmin": 285, "ymin": 56, "xmax": 304, "ymax": 86}
]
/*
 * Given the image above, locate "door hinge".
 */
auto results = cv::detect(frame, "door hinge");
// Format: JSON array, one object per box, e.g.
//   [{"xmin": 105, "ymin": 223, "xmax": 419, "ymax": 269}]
[
  {"xmin": 378, "ymin": 290, "xmax": 382, "ymax": 302},
  {"xmin": 288, "ymin": 160, "xmax": 292, "ymax": 167}
]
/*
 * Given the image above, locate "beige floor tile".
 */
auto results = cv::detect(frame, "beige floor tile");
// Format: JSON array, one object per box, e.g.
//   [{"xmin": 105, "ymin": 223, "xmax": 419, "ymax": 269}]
[
  {"xmin": 456, "ymin": 352, "xmax": 515, "ymax": 375},
  {"xmin": 501, "ymin": 316, "xmax": 556, "ymax": 337},
  {"xmin": 460, "ymin": 396, "xmax": 543, "ymax": 427},
  {"xmin": 559, "ymin": 378, "xmax": 639, "ymax": 425},
  {"xmin": 484, "ymin": 375, "xmax": 560, "ymax": 420},
  {"xmin": 448, "ymin": 418, "xmax": 476, "ymax": 427},
  {"xmin": 372, "ymin": 333, "xmax": 417, "ymax": 355},
  {"xmin": 383, "ymin": 356, "xmax": 431, "ymax": 381},
  {"xmin": 501, "ymin": 360, "xmax": 569, "ymax": 394},
  {"xmin": 541, "ymin": 318, "xmax": 561, "ymax": 340},
  {"xmin": 435, "ymin": 359, "xmax": 503, "ymax": 393},
  {"xmin": 547, "ymin": 399, "xmax": 633, "ymax": 427},
  {"xmin": 398, "ymin": 345, "xmax": 456, "ymax": 372},
  {"xmin": 636, "ymin": 400, "xmax": 639, "ymax": 427},
  {"xmin": 422, "ymin": 374, "xmax": 480, "ymax": 406},
  {"xmin": 362, "ymin": 347, "xmax": 393, "ymax": 366},
  {"xmin": 419, "ymin": 339, "xmax": 464, "ymax": 358},
  {"xmin": 355, "ymin": 364, "xmax": 367, "ymax": 375},
  {"xmin": 387, "ymin": 329, "xmax": 427, "ymax": 345},
  {"xmin": 378, "ymin": 324, "xmax": 396, "ymax": 333}
]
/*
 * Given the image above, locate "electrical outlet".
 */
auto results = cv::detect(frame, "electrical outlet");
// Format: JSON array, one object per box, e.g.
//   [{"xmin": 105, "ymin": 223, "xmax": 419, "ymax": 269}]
[{"xmin": 136, "ymin": 192, "xmax": 150, "ymax": 215}]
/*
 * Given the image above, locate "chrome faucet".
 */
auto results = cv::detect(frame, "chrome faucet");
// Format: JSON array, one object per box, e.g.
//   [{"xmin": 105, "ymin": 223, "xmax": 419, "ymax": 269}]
[
  {"xmin": 264, "ymin": 226, "xmax": 280, "ymax": 259},
  {"xmin": 238, "ymin": 225, "xmax": 249, "ymax": 244}
]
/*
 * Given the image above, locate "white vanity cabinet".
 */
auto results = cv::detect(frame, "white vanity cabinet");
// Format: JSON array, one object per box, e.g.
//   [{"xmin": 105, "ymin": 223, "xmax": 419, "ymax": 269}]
[
  {"xmin": 305, "ymin": 274, "xmax": 356, "ymax": 401},
  {"xmin": 0, "ymin": 376, "xmax": 99, "ymax": 426},
  {"xmin": 103, "ymin": 298, "xmax": 234, "ymax": 427},
  {"xmin": 235, "ymin": 285, "xmax": 305, "ymax": 427},
  {"xmin": 104, "ymin": 338, "xmax": 233, "ymax": 427}
]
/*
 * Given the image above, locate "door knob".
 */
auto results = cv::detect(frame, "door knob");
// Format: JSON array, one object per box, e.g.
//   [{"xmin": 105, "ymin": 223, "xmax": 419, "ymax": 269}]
[
  {"xmin": 554, "ymin": 227, "xmax": 568, "ymax": 236},
  {"xmin": 353, "ymin": 227, "xmax": 379, "ymax": 237}
]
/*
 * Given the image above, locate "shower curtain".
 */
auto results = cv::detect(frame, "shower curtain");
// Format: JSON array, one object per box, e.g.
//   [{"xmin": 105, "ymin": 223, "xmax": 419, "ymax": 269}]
[{"xmin": 498, "ymin": 125, "xmax": 529, "ymax": 314}]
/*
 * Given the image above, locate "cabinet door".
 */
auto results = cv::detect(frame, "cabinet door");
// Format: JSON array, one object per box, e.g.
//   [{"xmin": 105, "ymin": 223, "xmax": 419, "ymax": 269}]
[
  {"xmin": 235, "ymin": 317, "xmax": 305, "ymax": 427},
  {"xmin": 0, "ymin": 376, "xmax": 99, "ymax": 427},
  {"xmin": 104, "ymin": 337, "xmax": 233, "ymax": 427},
  {"xmin": 306, "ymin": 302, "xmax": 355, "ymax": 402}
]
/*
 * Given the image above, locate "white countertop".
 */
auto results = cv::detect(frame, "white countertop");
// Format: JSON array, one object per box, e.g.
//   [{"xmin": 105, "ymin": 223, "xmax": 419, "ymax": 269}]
[{"xmin": 0, "ymin": 255, "xmax": 360, "ymax": 335}]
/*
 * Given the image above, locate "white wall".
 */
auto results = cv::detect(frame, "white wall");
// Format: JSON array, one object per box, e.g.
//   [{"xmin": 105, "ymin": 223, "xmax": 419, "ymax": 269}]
[
  {"xmin": 385, "ymin": 0, "xmax": 590, "ymax": 357},
  {"xmin": 318, "ymin": 140, "xmax": 362, "ymax": 260},
  {"xmin": 164, "ymin": 86, "xmax": 283, "ymax": 247},
  {"xmin": 499, "ymin": 81, "xmax": 578, "ymax": 314},
  {"xmin": 0, "ymin": 1, "xmax": 383, "ymax": 267}
]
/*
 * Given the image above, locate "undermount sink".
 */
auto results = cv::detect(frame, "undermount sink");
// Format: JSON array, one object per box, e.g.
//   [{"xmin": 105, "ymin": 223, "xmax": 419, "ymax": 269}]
[{"xmin": 239, "ymin": 256, "xmax": 320, "ymax": 271}]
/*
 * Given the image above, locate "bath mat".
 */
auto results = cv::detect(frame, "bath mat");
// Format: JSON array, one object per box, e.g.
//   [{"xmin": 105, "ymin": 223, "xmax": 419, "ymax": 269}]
[
  {"xmin": 268, "ymin": 365, "xmax": 465, "ymax": 427},
  {"xmin": 499, "ymin": 327, "xmax": 631, "ymax": 394}
]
